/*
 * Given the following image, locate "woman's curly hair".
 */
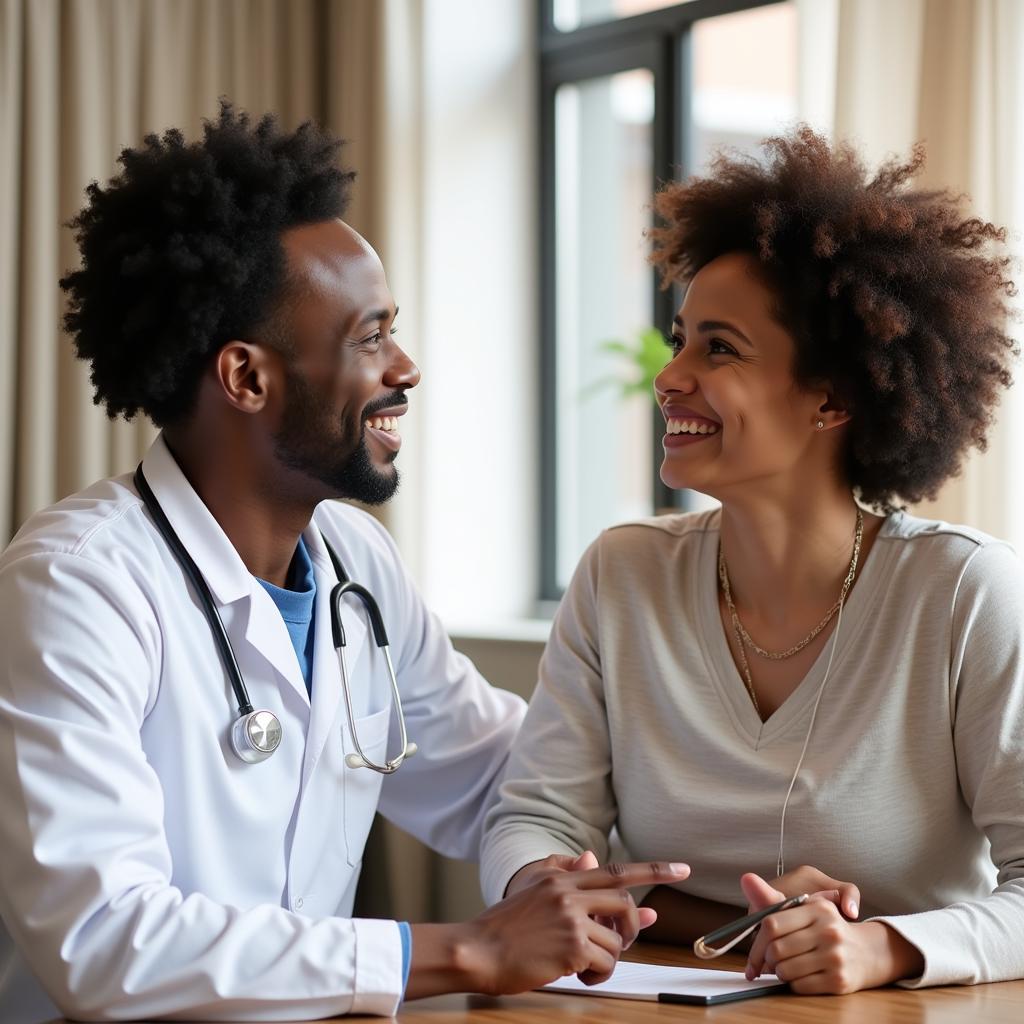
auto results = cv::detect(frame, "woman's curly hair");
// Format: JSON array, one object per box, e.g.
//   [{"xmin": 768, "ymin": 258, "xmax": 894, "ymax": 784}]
[
  {"xmin": 60, "ymin": 101, "xmax": 354, "ymax": 426},
  {"xmin": 649, "ymin": 125, "xmax": 1017, "ymax": 511}
]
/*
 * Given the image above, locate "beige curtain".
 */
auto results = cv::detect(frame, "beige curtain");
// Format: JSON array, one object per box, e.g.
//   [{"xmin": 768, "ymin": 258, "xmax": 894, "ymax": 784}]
[
  {"xmin": 1, "ymin": 0, "xmax": 445, "ymax": 921},
  {"xmin": 0, "ymin": 0, "xmax": 396, "ymax": 545},
  {"xmin": 819, "ymin": 0, "xmax": 1024, "ymax": 536}
]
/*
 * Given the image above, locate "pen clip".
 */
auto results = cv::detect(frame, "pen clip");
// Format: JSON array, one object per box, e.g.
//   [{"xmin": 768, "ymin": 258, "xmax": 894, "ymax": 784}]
[{"xmin": 693, "ymin": 894, "xmax": 808, "ymax": 959}]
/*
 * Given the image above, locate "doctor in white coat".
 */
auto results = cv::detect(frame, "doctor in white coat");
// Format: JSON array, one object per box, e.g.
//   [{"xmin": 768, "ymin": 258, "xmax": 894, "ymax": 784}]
[{"xmin": 0, "ymin": 105, "xmax": 687, "ymax": 1023}]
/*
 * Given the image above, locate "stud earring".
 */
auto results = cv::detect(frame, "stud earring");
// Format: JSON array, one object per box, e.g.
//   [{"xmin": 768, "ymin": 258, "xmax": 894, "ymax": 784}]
[{"xmin": 816, "ymin": 420, "xmax": 825, "ymax": 429}]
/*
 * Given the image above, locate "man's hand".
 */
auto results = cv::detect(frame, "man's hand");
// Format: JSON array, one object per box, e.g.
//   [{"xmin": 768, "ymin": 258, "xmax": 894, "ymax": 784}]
[
  {"xmin": 505, "ymin": 850, "xmax": 659, "ymax": 958},
  {"xmin": 406, "ymin": 860, "xmax": 689, "ymax": 1000},
  {"xmin": 504, "ymin": 850, "xmax": 601, "ymax": 898},
  {"xmin": 741, "ymin": 873, "xmax": 924, "ymax": 994}
]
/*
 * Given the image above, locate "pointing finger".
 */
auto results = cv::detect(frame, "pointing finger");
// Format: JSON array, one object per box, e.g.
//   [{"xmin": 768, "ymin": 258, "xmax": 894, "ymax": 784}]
[{"xmin": 577, "ymin": 861, "xmax": 689, "ymax": 891}]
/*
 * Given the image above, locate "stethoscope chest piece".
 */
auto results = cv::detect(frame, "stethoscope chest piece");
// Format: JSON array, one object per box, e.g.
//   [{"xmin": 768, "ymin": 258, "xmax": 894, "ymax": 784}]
[
  {"xmin": 230, "ymin": 709, "xmax": 283, "ymax": 764},
  {"xmin": 134, "ymin": 463, "xmax": 418, "ymax": 774}
]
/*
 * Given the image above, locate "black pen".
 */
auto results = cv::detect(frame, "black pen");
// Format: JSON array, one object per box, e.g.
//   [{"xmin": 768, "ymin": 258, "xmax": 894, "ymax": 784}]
[{"xmin": 693, "ymin": 894, "xmax": 808, "ymax": 958}]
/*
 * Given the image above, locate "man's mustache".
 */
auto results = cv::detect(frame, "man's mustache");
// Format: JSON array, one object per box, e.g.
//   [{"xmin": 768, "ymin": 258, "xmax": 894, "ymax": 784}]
[{"xmin": 361, "ymin": 392, "xmax": 409, "ymax": 419}]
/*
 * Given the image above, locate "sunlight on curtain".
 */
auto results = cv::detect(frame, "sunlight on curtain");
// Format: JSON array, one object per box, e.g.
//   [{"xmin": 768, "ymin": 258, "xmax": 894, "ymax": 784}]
[{"xmin": 798, "ymin": 0, "xmax": 1024, "ymax": 544}]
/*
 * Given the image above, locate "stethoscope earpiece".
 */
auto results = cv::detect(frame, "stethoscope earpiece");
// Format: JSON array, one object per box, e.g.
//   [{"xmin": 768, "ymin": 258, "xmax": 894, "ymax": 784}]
[
  {"xmin": 230, "ymin": 709, "xmax": 283, "ymax": 764},
  {"xmin": 344, "ymin": 740, "xmax": 417, "ymax": 774}
]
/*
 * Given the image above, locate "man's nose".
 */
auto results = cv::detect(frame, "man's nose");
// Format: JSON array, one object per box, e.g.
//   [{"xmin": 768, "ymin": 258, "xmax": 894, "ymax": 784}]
[{"xmin": 385, "ymin": 340, "xmax": 420, "ymax": 390}]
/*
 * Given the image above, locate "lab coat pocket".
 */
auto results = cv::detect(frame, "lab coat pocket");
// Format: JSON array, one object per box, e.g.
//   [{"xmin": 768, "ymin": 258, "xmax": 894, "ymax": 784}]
[{"xmin": 342, "ymin": 703, "xmax": 391, "ymax": 865}]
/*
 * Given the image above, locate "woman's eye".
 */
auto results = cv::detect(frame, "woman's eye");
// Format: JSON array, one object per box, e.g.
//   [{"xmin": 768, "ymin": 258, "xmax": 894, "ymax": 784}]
[
  {"xmin": 708, "ymin": 338, "xmax": 736, "ymax": 356},
  {"xmin": 667, "ymin": 333, "xmax": 685, "ymax": 354}
]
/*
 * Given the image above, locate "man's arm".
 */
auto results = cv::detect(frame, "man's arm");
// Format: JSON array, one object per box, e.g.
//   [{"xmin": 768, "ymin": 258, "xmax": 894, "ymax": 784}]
[
  {"xmin": 0, "ymin": 551, "xmax": 403, "ymax": 1020},
  {"xmin": 334, "ymin": 509, "xmax": 527, "ymax": 861},
  {"xmin": 405, "ymin": 860, "xmax": 690, "ymax": 998}
]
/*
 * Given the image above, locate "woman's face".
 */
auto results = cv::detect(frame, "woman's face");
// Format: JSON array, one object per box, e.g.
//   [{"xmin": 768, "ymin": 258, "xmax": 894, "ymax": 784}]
[{"xmin": 655, "ymin": 251, "xmax": 833, "ymax": 500}]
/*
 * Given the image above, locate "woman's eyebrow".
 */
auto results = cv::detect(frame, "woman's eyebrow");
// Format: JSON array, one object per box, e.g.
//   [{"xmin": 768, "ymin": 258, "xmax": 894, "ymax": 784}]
[{"xmin": 673, "ymin": 314, "xmax": 752, "ymax": 348}]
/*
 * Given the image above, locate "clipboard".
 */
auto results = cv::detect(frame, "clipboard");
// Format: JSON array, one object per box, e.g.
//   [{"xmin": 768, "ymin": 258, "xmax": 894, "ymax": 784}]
[{"xmin": 541, "ymin": 960, "xmax": 788, "ymax": 1005}]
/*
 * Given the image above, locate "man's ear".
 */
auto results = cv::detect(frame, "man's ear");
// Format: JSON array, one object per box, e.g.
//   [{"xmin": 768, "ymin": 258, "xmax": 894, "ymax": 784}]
[{"xmin": 212, "ymin": 341, "xmax": 280, "ymax": 414}]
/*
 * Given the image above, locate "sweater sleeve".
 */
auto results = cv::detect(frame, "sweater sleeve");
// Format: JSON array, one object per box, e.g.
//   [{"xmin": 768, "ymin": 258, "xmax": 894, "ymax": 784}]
[
  {"xmin": 480, "ymin": 537, "xmax": 618, "ymax": 904},
  {"xmin": 873, "ymin": 540, "xmax": 1024, "ymax": 987}
]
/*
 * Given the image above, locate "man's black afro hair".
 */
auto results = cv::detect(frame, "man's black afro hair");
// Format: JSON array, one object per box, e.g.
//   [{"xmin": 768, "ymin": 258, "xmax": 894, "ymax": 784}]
[{"xmin": 60, "ymin": 101, "xmax": 354, "ymax": 426}]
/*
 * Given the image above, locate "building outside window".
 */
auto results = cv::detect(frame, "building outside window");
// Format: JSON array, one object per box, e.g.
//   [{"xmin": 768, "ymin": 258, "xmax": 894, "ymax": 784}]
[{"xmin": 540, "ymin": 0, "xmax": 798, "ymax": 600}]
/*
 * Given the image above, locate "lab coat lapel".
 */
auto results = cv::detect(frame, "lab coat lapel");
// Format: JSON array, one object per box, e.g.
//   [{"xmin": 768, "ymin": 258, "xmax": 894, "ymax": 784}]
[
  {"xmin": 243, "ymin": 588, "xmax": 314, "ymax": 709},
  {"xmin": 139, "ymin": 434, "xmax": 312, "ymax": 709},
  {"xmin": 304, "ymin": 525, "xmax": 367, "ymax": 769}
]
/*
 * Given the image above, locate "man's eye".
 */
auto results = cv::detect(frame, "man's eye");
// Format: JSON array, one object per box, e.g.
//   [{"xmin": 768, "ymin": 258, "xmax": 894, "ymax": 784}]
[{"xmin": 362, "ymin": 327, "xmax": 398, "ymax": 345}]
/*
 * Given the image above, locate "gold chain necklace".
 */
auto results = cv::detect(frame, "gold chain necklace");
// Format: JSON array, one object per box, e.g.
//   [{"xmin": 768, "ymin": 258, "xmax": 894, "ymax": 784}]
[{"xmin": 719, "ymin": 508, "xmax": 864, "ymax": 715}]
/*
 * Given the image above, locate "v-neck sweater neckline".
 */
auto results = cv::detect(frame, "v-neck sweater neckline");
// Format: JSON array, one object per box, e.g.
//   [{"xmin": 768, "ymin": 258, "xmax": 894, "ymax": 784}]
[{"xmin": 696, "ymin": 509, "xmax": 900, "ymax": 747}]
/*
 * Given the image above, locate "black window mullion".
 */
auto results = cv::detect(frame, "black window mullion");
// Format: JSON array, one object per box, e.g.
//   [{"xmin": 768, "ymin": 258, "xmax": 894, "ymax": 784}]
[
  {"xmin": 539, "ymin": 0, "xmax": 785, "ymax": 599},
  {"xmin": 538, "ymin": 36, "xmax": 662, "ymax": 605},
  {"xmin": 540, "ymin": 0, "xmax": 783, "ymax": 53},
  {"xmin": 538, "ymin": 62, "xmax": 559, "ymax": 607}
]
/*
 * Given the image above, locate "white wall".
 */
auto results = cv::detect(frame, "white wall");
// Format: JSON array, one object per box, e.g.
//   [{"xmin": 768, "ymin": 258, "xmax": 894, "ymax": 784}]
[{"xmin": 387, "ymin": 0, "xmax": 541, "ymax": 632}]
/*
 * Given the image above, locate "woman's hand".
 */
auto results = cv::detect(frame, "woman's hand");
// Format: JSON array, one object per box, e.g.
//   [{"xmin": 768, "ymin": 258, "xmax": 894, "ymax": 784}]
[
  {"xmin": 742, "ymin": 873, "xmax": 924, "ymax": 994},
  {"xmin": 762, "ymin": 863, "xmax": 861, "ymax": 921}
]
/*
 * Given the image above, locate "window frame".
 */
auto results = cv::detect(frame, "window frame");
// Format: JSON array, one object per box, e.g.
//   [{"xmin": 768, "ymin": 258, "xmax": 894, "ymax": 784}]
[{"xmin": 537, "ymin": 0, "xmax": 786, "ymax": 603}]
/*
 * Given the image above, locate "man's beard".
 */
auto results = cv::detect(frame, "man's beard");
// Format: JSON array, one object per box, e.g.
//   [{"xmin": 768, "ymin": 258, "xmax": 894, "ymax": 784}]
[{"xmin": 272, "ymin": 368, "xmax": 402, "ymax": 506}]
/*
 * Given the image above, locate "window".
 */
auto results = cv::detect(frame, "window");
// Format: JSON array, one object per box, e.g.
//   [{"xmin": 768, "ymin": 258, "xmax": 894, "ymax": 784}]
[{"xmin": 539, "ymin": 0, "xmax": 797, "ymax": 600}]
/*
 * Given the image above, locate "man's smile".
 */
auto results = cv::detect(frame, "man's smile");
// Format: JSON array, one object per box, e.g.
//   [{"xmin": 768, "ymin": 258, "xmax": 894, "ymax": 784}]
[{"xmin": 364, "ymin": 405, "xmax": 407, "ymax": 453}]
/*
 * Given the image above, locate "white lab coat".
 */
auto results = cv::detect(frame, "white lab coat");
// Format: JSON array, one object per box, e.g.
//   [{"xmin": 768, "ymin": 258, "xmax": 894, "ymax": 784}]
[{"xmin": 0, "ymin": 435, "xmax": 526, "ymax": 1023}]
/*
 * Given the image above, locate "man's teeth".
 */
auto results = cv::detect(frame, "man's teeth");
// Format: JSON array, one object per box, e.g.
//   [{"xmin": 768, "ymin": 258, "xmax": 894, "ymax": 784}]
[
  {"xmin": 367, "ymin": 416, "xmax": 400, "ymax": 432},
  {"xmin": 665, "ymin": 418, "xmax": 719, "ymax": 435}
]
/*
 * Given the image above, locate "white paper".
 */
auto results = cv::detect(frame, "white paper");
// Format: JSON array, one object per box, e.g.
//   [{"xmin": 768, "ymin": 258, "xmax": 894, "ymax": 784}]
[{"xmin": 541, "ymin": 961, "xmax": 785, "ymax": 1002}]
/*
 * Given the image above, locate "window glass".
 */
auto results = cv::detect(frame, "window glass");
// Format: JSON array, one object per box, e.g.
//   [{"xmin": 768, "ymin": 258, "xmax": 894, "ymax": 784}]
[
  {"xmin": 554, "ymin": 69, "xmax": 657, "ymax": 590},
  {"xmin": 553, "ymin": 0, "xmax": 690, "ymax": 33},
  {"xmin": 691, "ymin": 2, "xmax": 798, "ymax": 170}
]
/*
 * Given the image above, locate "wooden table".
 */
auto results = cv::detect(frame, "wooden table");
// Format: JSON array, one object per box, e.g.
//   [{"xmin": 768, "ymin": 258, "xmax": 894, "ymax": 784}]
[
  {"xmin": 392, "ymin": 943, "xmax": 1024, "ymax": 1023},
  {"xmin": 52, "ymin": 943, "xmax": 1024, "ymax": 1022}
]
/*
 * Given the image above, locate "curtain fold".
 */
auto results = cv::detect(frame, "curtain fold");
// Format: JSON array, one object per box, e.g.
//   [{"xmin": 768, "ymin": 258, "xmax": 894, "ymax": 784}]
[
  {"xmin": 2, "ymin": 0, "xmax": 442, "ymax": 925},
  {"xmin": 0, "ymin": 0, "xmax": 398, "ymax": 545},
  {"xmin": 827, "ymin": 0, "xmax": 1024, "ymax": 538}
]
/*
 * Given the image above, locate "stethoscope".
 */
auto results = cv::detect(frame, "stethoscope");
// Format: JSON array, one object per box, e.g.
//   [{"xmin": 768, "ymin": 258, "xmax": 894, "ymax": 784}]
[{"xmin": 133, "ymin": 466, "xmax": 417, "ymax": 773}]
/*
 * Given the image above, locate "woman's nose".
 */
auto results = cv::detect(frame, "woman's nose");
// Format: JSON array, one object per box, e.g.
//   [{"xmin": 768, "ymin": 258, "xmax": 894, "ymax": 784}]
[{"xmin": 655, "ymin": 353, "xmax": 697, "ymax": 398}]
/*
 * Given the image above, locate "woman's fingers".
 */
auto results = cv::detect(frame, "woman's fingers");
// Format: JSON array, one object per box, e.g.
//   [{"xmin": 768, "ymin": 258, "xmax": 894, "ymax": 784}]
[
  {"xmin": 775, "ymin": 866, "xmax": 860, "ymax": 920},
  {"xmin": 836, "ymin": 881, "xmax": 860, "ymax": 920},
  {"xmin": 745, "ymin": 902, "xmax": 828, "ymax": 978},
  {"xmin": 760, "ymin": 929, "xmax": 821, "ymax": 974},
  {"xmin": 739, "ymin": 871, "xmax": 787, "ymax": 911}
]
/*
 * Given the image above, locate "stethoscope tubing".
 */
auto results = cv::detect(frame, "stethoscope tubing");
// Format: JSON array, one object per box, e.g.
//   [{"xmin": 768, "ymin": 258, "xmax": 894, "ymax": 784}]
[
  {"xmin": 134, "ymin": 466, "xmax": 254, "ymax": 717},
  {"xmin": 134, "ymin": 464, "xmax": 415, "ymax": 772}
]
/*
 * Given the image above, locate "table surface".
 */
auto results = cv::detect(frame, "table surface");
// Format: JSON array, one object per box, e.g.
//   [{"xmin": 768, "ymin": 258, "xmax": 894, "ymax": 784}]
[
  {"xmin": 391, "ymin": 944, "xmax": 1024, "ymax": 1024},
  {"xmin": 53, "ymin": 943, "xmax": 1024, "ymax": 1023}
]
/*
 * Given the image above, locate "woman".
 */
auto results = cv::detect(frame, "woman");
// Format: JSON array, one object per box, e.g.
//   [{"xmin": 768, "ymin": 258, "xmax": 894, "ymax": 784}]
[{"xmin": 480, "ymin": 127, "xmax": 1023, "ymax": 993}]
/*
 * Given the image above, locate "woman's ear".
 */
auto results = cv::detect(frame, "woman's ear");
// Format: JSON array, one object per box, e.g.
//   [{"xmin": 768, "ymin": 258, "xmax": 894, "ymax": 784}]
[{"xmin": 814, "ymin": 393, "xmax": 852, "ymax": 431}]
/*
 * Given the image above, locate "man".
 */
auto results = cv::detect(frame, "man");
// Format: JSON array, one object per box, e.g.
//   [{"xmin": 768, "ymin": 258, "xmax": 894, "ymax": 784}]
[{"xmin": 0, "ymin": 106, "xmax": 686, "ymax": 1022}]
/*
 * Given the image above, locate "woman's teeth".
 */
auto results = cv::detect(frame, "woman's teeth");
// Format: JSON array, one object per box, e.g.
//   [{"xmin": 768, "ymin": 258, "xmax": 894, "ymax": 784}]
[
  {"xmin": 367, "ymin": 416, "xmax": 399, "ymax": 433},
  {"xmin": 666, "ymin": 418, "xmax": 719, "ymax": 435}
]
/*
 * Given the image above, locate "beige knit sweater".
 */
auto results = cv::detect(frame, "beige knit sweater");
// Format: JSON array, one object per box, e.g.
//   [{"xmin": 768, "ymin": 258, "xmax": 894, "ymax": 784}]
[{"xmin": 481, "ymin": 509, "xmax": 1024, "ymax": 987}]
